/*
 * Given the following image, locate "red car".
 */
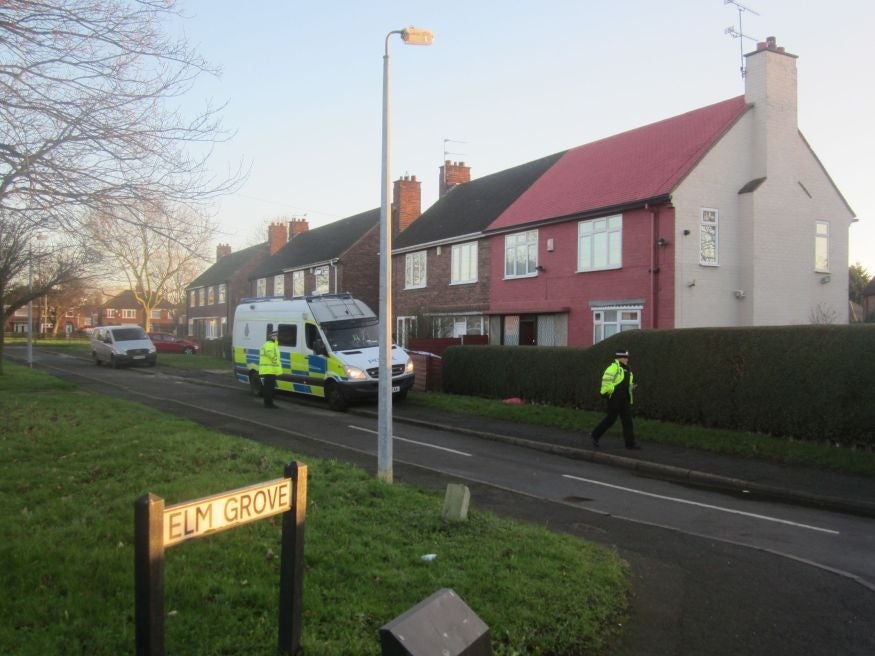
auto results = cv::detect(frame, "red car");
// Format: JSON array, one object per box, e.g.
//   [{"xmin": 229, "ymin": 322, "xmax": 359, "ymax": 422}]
[{"xmin": 147, "ymin": 332, "xmax": 200, "ymax": 355}]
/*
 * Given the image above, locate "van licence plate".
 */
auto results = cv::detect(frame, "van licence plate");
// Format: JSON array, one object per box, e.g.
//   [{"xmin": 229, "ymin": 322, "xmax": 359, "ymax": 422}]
[
  {"xmin": 133, "ymin": 355, "xmax": 145, "ymax": 360},
  {"xmin": 392, "ymin": 386, "xmax": 400, "ymax": 393}
]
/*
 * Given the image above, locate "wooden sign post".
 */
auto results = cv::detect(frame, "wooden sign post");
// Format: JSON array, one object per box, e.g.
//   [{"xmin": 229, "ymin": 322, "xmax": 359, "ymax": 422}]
[{"xmin": 134, "ymin": 461, "xmax": 307, "ymax": 655}]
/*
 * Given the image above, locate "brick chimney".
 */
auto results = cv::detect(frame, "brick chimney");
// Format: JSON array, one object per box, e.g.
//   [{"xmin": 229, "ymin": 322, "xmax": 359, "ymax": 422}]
[
  {"xmin": 288, "ymin": 217, "xmax": 309, "ymax": 238},
  {"xmin": 393, "ymin": 174, "xmax": 422, "ymax": 235},
  {"xmin": 268, "ymin": 222, "xmax": 288, "ymax": 255},
  {"xmin": 216, "ymin": 243, "xmax": 231, "ymax": 261},
  {"xmin": 744, "ymin": 36, "xmax": 798, "ymax": 180},
  {"xmin": 439, "ymin": 160, "xmax": 471, "ymax": 196}
]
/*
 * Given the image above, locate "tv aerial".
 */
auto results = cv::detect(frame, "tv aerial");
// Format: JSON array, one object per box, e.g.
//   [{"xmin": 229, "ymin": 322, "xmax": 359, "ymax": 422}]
[{"xmin": 724, "ymin": 0, "xmax": 761, "ymax": 78}]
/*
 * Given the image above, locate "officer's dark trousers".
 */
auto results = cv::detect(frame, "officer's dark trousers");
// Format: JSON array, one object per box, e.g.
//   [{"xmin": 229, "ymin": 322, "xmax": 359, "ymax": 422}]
[
  {"xmin": 591, "ymin": 396, "xmax": 635, "ymax": 445},
  {"xmin": 261, "ymin": 374, "xmax": 277, "ymax": 408}
]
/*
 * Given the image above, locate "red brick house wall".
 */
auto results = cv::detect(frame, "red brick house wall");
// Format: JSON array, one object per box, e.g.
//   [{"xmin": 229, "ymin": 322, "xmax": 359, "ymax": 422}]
[
  {"xmin": 393, "ymin": 240, "xmax": 492, "ymax": 318},
  {"xmin": 488, "ymin": 205, "xmax": 675, "ymax": 346}
]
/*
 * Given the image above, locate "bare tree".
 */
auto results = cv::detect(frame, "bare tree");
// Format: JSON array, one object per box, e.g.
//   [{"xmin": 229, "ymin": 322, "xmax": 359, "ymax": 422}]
[
  {"xmin": 0, "ymin": 216, "xmax": 100, "ymax": 372},
  {"xmin": 48, "ymin": 277, "xmax": 93, "ymax": 337},
  {"xmin": 83, "ymin": 202, "xmax": 215, "ymax": 331},
  {"xmin": 0, "ymin": 1, "xmax": 244, "ymax": 369}
]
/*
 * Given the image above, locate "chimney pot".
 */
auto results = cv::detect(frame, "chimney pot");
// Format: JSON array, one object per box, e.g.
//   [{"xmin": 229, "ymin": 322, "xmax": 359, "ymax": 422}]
[{"xmin": 766, "ymin": 36, "xmax": 777, "ymax": 49}]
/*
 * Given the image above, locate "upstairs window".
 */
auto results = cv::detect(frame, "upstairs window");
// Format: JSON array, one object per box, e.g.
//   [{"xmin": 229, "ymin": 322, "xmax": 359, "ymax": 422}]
[
  {"xmin": 815, "ymin": 221, "xmax": 830, "ymax": 272},
  {"xmin": 451, "ymin": 242, "xmax": 478, "ymax": 284},
  {"xmin": 217, "ymin": 283, "xmax": 227, "ymax": 304},
  {"xmin": 314, "ymin": 266, "xmax": 329, "ymax": 294},
  {"xmin": 505, "ymin": 230, "xmax": 538, "ymax": 278},
  {"xmin": 292, "ymin": 270, "xmax": 305, "ymax": 297},
  {"xmin": 256, "ymin": 278, "xmax": 266, "ymax": 297},
  {"xmin": 207, "ymin": 286, "xmax": 215, "ymax": 304},
  {"xmin": 121, "ymin": 309, "xmax": 136, "ymax": 319},
  {"xmin": 578, "ymin": 214, "xmax": 622, "ymax": 271},
  {"xmin": 274, "ymin": 274, "xmax": 285, "ymax": 297},
  {"xmin": 404, "ymin": 251, "xmax": 427, "ymax": 289},
  {"xmin": 699, "ymin": 208, "xmax": 719, "ymax": 266}
]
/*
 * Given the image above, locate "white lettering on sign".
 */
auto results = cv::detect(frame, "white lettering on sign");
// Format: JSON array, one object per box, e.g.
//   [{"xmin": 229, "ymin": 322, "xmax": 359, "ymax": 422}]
[{"xmin": 163, "ymin": 478, "xmax": 292, "ymax": 547}]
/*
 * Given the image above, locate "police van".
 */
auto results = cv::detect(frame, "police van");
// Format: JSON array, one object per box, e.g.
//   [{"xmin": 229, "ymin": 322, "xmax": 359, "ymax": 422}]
[{"xmin": 232, "ymin": 294, "xmax": 415, "ymax": 411}]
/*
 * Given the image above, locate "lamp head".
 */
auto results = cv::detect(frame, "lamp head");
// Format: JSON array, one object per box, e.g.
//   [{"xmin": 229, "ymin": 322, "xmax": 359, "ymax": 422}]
[{"xmin": 401, "ymin": 27, "xmax": 435, "ymax": 45}]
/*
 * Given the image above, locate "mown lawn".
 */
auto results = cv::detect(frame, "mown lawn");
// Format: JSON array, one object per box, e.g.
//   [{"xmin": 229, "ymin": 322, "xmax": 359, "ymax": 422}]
[{"xmin": 0, "ymin": 363, "xmax": 629, "ymax": 655}]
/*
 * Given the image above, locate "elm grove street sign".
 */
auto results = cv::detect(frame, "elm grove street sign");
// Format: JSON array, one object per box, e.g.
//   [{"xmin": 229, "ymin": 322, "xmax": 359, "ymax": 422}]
[
  {"xmin": 163, "ymin": 477, "xmax": 292, "ymax": 546},
  {"xmin": 135, "ymin": 462, "xmax": 308, "ymax": 656}
]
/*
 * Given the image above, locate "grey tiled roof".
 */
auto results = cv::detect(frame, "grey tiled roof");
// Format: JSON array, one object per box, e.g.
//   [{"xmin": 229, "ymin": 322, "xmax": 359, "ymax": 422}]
[
  {"xmin": 187, "ymin": 242, "xmax": 268, "ymax": 289},
  {"xmin": 393, "ymin": 151, "xmax": 564, "ymax": 249},
  {"xmin": 250, "ymin": 208, "xmax": 380, "ymax": 278}
]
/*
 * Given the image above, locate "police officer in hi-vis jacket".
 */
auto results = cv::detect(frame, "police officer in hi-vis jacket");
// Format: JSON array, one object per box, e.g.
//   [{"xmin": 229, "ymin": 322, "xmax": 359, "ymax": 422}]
[
  {"xmin": 259, "ymin": 330, "xmax": 281, "ymax": 409},
  {"xmin": 590, "ymin": 349, "xmax": 641, "ymax": 450}
]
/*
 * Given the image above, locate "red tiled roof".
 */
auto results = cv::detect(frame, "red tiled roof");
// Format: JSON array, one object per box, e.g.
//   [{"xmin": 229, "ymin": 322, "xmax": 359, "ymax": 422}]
[{"xmin": 489, "ymin": 96, "xmax": 749, "ymax": 230}]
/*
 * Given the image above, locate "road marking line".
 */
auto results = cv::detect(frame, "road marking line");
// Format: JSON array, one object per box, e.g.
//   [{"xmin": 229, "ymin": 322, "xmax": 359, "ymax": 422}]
[
  {"xmin": 562, "ymin": 474, "xmax": 840, "ymax": 535},
  {"xmin": 349, "ymin": 425, "xmax": 472, "ymax": 457}
]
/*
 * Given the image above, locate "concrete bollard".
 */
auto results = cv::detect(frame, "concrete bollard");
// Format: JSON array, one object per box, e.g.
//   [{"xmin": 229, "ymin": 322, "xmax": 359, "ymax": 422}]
[{"xmin": 442, "ymin": 483, "xmax": 470, "ymax": 522}]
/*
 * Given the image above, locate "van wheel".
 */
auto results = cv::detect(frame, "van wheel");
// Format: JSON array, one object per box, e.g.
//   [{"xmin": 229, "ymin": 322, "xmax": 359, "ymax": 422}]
[
  {"xmin": 326, "ymin": 384, "xmax": 348, "ymax": 412},
  {"xmin": 93, "ymin": 352, "xmax": 101, "ymax": 366},
  {"xmin": 183, "ymin": 347, "xmax": 194, "ymax": 355},
  {"xmin": 249, "ymin": 372, "xmax": 263, "ymax": 397},
  {"xmin": 110, "ymin": 356, "xmax": 119, "ymax": 369}
]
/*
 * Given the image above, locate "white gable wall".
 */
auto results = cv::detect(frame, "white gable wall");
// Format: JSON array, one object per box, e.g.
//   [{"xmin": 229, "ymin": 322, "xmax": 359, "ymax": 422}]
[
  {"xmin": 672, "ymin": 112, "xmax": 755, "ymax": 328},
  {"xmin": 672, "ymin": 38, "xmax": 852, "ymax": 329}
]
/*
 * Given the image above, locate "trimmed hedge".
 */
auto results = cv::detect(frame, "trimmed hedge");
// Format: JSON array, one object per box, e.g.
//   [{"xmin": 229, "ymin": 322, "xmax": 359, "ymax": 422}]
[{"xmin": 441, "ymin": 325, "xmax": 875, "ymax": 445}]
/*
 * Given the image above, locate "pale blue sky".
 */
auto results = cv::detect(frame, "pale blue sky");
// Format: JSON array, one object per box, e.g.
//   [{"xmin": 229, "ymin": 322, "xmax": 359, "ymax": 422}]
[{"xmin": 176, "ymin": 0, "xmax": 874, "ymax": 275}]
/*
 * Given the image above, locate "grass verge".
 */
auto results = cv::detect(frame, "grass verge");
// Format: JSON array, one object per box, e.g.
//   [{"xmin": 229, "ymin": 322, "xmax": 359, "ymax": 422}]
[
  {"xmin": 405, "ymin": 392, "xmax": 875, "ymax": 477},
  {"xmin": 0, "ymin": 363, "xmax": 628, "ymax": 655}
]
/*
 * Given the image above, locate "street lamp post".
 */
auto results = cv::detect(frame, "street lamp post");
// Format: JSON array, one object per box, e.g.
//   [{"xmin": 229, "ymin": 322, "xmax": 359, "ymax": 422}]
[
  {"xmin": 378, "ymin": 26, "xmax": 434, "ymax": 483},
  {"xmin": 26, "ymin": 233, "xmax": 48, "ymax": 367}
]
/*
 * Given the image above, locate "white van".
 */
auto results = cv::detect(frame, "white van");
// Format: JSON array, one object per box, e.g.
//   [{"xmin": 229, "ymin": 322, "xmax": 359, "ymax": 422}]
[
  {"xmin": 232, "ymin": 294, "xmax": 414, "ymax": 411},
  {"xmin": 91, "ymin": 324, "xmax": 157, "ymax": 368}
]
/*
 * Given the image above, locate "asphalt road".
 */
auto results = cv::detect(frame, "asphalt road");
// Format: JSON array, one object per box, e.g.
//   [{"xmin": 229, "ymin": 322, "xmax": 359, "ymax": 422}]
[{"xmin": 11, "ymin": 348, "xmax": 875, "ymax": 655}]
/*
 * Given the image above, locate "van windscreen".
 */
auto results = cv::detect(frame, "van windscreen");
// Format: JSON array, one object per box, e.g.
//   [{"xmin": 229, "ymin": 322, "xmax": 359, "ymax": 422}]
[
  {"xmin": 113, "ymin": 327, "xmax": 148, "ymax": 341},
  {"xmin": 323, "ymin": 319, "xmax": 379, "ymax": 351}
]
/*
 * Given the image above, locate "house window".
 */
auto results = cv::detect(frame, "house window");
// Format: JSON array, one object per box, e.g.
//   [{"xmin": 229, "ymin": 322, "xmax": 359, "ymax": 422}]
[
  {"xmin": 292, "ymin": 270, "xmax": 304, "ymax": 297},
  {"xmin": 815, "ymin": 221, "xmax": 830, "ymax": 272},
  {"xmin": 274, "ymin": 274, "xmax": 285, "ymax": 296},
  {"xmin": 699, "ymin": 208, "xmax": 719, "ymax": 266},
  {"xmin": 106, "ymin": 309, "xmax": 117, "ymax": 318},
  {"xmin": 405, "ymin": 251, "xmax": 427, "ymax": 289},
  {"xmin": 121, "ymin": 309, "xmax": 136, "ymax": 319},
  {"xmin": 451, "ymin": 242, "xmax": 478, "ymax": 284},
  {"xmin": 396, "ymin": 316, "xmax": 417, "ymax": 347},
  {"xmin": 150, "ymin": 309, "xmax": 162, "ymax": 320},
  {"xmin": 256, "ymin": 278, "xmax": 266, "ymax": 297},
  {"xmin": 204, "ymin": 319, "xmax": 218, "ymax": 339},
  {"xmin": 505, "ymin": 230, "xmax": 538, "ymax": 278},
  {"xmin": 578, "ymin": 214, "xmax": 622, "ymax": 271},
  {"xmin": 592, "ymin": 307, "xmax": 642, "ymax": 344},
  {"xmin": 189, "ymin": 290, "xmax": 196, "ymax": 307},
  {"xmin": 314, "ymin": 266, "xmax": 329, "ymax": 294},
  {"xmin": 218, "ymin": 283, "xmax": 226, "ymax": 304},
  {"xmin": 207, "ymin": 286, "xmax": 215, "ymax": 304},
  {"xmin": 199, "ymin": 288, "xmax": 206, "ymax": 306}
]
